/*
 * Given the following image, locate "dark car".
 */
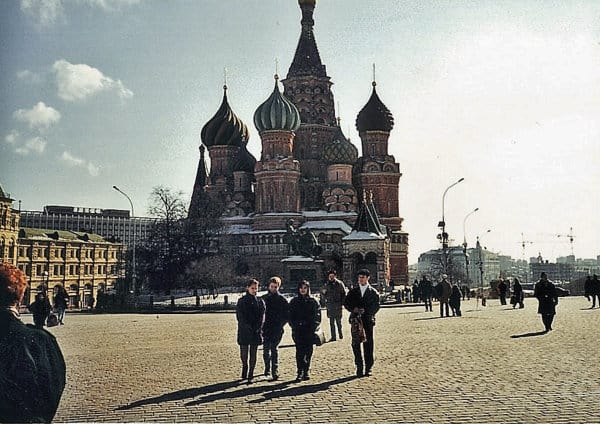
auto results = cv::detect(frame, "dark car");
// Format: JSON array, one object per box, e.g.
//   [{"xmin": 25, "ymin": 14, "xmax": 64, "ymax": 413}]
[{"xmin": 555, "ymin": 287, "xmax": 570, "ymax": 297}]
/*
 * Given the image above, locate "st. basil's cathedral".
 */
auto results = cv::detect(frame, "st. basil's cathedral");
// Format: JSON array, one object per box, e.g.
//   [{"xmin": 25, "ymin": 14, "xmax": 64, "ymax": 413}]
[{"xmin": 188, "ymin": 0, "xmax": 409, "ymax": 287}]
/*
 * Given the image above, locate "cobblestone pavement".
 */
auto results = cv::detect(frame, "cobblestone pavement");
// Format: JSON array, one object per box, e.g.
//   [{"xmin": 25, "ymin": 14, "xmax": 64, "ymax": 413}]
[{"xmin": 45, "ymin": 297, "xmax": 600, "ymax": 423}]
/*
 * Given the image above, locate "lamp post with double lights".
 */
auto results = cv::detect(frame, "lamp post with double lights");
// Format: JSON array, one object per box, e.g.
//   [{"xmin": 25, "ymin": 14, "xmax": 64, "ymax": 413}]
[
  {"xmin": 437, "ymin": 178, "xmax": 465, "ymax": 274},
  {"xmin": 462, "ymin": 207, "xmax": 479, "ymax": 291},
  {"xmin": 112, "ymin": 185, "xmax": 136, "ymax": 296},
  {"xmin": 476, "ymin": 229, "xmax": 491, "ymax": 308}
]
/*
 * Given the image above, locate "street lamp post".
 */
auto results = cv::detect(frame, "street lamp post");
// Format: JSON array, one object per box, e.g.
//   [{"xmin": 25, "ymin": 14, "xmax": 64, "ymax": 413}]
[
  {"xmin": 476, "ymin": 229, "xmax": 491, "ymax": 308},
  {"xmin": 438, "ymin": 178, "xmax": 465, "ymax": 274},
  {"xmin": 43, "ymin": 270, "xmax": 49, "ymax": 296},
  {"xmin": 462, "ymin": 207, "xmax": 479, "ymax": 290},
  {"xmin": 112, "ymin": 185, "xmax": 136, "ymax": 296}
]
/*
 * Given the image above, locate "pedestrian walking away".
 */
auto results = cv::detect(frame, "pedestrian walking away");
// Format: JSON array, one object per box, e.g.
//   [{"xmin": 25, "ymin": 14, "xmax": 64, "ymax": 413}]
[
  {"xmin": 534, "ymin": 272, "xmax": 558, "ymax": 332},
  {"xmin": 320, "ymin": 269, "xmax": 346, "ymax": 342},
  {"xmin": 438, "ymin": 275, "xmax": 452, "ymax": 318},
  {"xmin": 29, "ymin": 291, "xmax": 52, "ymax": 329},
  {"xmin": 0, "ymin": 263, "xmax": 66, "ymax": 423},
  {"xmin": 289, "ymin": 280, "xmax": 321, "ymax": 381},
  {"xmin": 449, "ymin": 283, "xmax": 462, "ymax": 317},
  {"xmin": 344, "ymin": 268, "xmax": 380, "ymax": 377},
  {"xmin": 512, "ymin": 278, "xmax": 524, "ymax": 309},
  {"xmin": 591, "ymin": 275, "xmax": 600, "ymax": 309},
  {"xmin": 53, "ymin": 285, "xmax": 69, "ymax": 325},
  {"xmin": 498, "ymin": 278, "xmax": 508, "ymax": 306},
  {"xmin": 420, "ymin": 276, "xmax": 433, "ymax": 312},
  {"xmin": 236, "ymin": 279, "xmax": 265, "ymax": 384},
  {"xmin": 261, "ymin": 276, "xmax": 289, "ymax": 381}
]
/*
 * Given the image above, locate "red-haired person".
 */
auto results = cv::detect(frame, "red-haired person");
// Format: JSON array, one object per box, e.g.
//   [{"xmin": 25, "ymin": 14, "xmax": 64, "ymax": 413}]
[{"xmin": 0, "ymin": 264, "xmax": 66, "ymax": 423}]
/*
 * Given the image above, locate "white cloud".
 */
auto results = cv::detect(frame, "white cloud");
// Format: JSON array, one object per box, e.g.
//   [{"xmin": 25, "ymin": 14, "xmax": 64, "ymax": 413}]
[
  {"xmin": 25, "ymin": 137, "xmax": 47, "ymax": 153},
  {"xmin": 79, "ymin": 0, "xmax": 141, "ymax": 11},
  {"xmin": 5, "ymin": 130, "xmax": 19, "ymax": 144},
  {"xmin": 13, "ymin": 102, "xmax": 61, "ymax": 130},
  {"xmin": 16, "ymin": 69, "xmax": 43, "ymax": 84},
  {"xmin": 13, "ymin": 137, "xmax": 47, "ymax": 155},
  {"xmin": 53, "ymin": 59, "xmax": 134, "ymax": 101},
  {"xmin": 20, "ymin": 0, "xmax": 64, "ymax": 27},
  {"xmin": 61, "ymin": 151, "xmax": 101, "ymax": 176}
]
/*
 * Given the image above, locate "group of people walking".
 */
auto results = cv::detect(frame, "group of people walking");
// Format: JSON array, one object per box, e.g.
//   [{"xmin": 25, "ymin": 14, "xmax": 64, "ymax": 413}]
[
  {"xmin": 28, "ymin": 285, "xmax": 69, "ymax": 328},
  {"xmin": 584, "ymin": 275, "xmax": 600, "ymax": 308},
  {"xmin": 235, "ymin": 268, "xmax": 380, "ymax": 383}
]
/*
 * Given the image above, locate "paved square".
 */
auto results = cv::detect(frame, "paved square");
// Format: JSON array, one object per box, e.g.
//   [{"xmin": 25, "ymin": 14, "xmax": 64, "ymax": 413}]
[{"xmin": 48, "ymin": 297, "xmax": 599, "ymax": 423}]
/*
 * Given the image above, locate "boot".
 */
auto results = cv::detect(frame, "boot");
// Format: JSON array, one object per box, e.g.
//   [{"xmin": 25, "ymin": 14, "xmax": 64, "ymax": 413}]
[
  {"xmin": 303, "ymin": 370, "xmax": 310, "ymax": 381},
  {"xmin": 241, "ymin": 365, "xmax": 248, "ymax": 380},
  {"xmin": 296, "ymin": 370, "xmax": 304, "ymax": 382}
]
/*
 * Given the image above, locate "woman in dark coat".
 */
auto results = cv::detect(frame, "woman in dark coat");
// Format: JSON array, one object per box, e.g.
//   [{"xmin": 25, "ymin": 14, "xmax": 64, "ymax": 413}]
[
  {"xmin": 512, "ymin": 278, "xmax": 524, "ymax": 309},
  {"xmin": 449, "ymin": 283, "xmax": 462, "ymax": 317},
  {"xmin": 534, "ymin": 272, "xmax": 558, "ymax": 332},
  {"xmin": 0, "ymin": 264, "xmax": 66, "ymax": 423},
  {"xmin": 236, "ymin": 279, "xmax": 265, "ymax": 383},
  {"xmin": 30, "ymin": 291, "xmax": 52, "ymax": 328},
  {"xmin": 289, "ymin": 280, "xmax": 321, "ymax": 381}
]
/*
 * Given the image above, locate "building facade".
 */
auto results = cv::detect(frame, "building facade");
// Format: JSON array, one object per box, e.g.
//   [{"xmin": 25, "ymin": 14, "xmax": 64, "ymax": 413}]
[
  {"xmin": 0, "ymin": 185, "xmax": 20, "ymax": 265},
  {"xmin": 188, "ymin": 0, "xmax": 409, "ymax": 287},
  {"xmin": 20, "ymin": 205, "xmax": 156, "ymax": 248}
]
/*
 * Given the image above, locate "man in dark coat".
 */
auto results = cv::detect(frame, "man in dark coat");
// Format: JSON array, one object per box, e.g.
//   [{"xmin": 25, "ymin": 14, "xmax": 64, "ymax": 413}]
[
  {"xmin": 449, "ymin": 283, "xmax": 462, "ymax": 317},
  {"xmin": 420, "ymin": 276, "xmax": 433, "ymax": 312},
  {"xmin": 584, "ymin": 276, "xmax": 593, "ymax": 305},
  {"xmin": 512, "ymin": 278, "xmax": 524, "ymax": 309},
  {"xmin": 438, "ymin": 275, "xmax": 452, "ymax": 318},
  {"xmin": 344, "ymin": 268, "xmax": 380, "ymax": 377},
  {"xmin": 591, "ymin": 275, "xmax": 600, "ymax": 309},
  {"xmin": 497, "ymin": 278, "xmax": 508, "ymax": 305},
  {"xmin": 30, "ymin": 291, "xmax": 52, "ymax": 328},
  {"xmin": 534, "ymin": 272, "xmax": 558, "ymax": 332},
  {"xmin": 320, "ymin": 269, "xmax": 346, "ymax": 342},
  {"xmin": 0, "ymin": 263, "xmax": 66, "ymax": 423},
  {"xmin": 261, "ymin": 276, "xmax": 288, "ymax": 381},
  {"xmin": 289, "ymin": 281, "xmax": 321, "ymax": 381}
]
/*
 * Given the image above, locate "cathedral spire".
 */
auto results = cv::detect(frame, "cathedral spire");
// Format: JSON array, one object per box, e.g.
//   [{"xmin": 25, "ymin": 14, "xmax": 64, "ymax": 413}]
[
  {"xmin": 188, "ymin": 145, "xmax": 209, "ymax": 219},
  {"xmin": 288, "ymin": 0, "xmax": 326, "ymax": 78}
]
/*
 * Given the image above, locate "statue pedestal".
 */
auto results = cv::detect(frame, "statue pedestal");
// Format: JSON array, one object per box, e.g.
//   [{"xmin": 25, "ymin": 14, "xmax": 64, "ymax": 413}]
[{"xmin": 282, "ymin": 256, "xmax": 325, "ymax": 288}]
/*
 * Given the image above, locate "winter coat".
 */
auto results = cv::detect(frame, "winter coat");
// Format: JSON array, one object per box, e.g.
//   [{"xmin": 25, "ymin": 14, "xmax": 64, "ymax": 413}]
[
  {"xmin": 289, "ymin": 294, "xmax": 321, "ymax": 346},
  {"xmin": 53, "ymin": 291, "xmax": 68, "ymax": 310},
  {"xmin": 498, "ymin": 281, "xmax": 508, "ymax": 296},
  {"xmin": 584, "ymin": 277, "xmax": 592, "ymax": 297},
  {"xmin": 344, "ymin": 284, "xmax": 380, "ymax": 326},
  {"xmin": 534, "ymin": 280, "xmax": 558, "ymax": 315},
  {"xmin": 438, "ymin": 280, "xmax": 452, "ymax": 303},
  {"xmin": 236, "ymin": 292, "xmax": 265, "ymax": 346},
  {"xmin": 420, "ymin": 279, "xmax": 433, "ymax": 298},
  {"xmin": 449, "ymin": 285, "xmax": 462, "ymax": 309},
  {"xmin": 30, "ymin": 295, "xmax": 52, "ymax": 324},
  {"xmin": 261, "ymin": 291, "xmax": 288, "ymax": 341},
  {"xmin": 0, "ymin": 310, "xmax": 66, "ymax": 423},
  {"xmin": 321, "ymin": 278, "xmax": 346, "ymax": 318},
  {"xmin": 513, "ymin": 281, "xmax": 524, "ymax": 301},
  {"xmin": 592, "ymin": 276, "xmax": 600, "ymax": 295}
]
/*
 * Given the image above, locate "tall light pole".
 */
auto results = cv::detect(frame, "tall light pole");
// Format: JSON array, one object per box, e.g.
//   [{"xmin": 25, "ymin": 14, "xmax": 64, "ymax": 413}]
[
  {"xmin": 437, "ymin": 177, "xmax": 465, "ymax": 274},
  {"xmin": 462, "ymin": 207, "xmax": 479, "ymax": 290},
  {"xmin": 112, "ymin": 185, "xmax": 136, "ymax": 296},
  {"xmin": 476, "ymin": 229, "xmax": 491, "ymax": 308}
]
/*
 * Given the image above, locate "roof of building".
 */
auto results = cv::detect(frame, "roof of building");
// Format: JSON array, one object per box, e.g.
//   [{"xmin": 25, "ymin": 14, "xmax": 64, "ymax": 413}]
[
  {"xmin": 0, "ymin": 183, "xmax": 13, "ymax": 201},
  {"xmin": 356, "ymin": 83, "xmax": 394, "ymax": 133},
  {"xmin": 18, "ymin": 228, "xmax": 119, "ymax": 244},
  {"xmin": 254, "ymin": 76, "xmax": 301, "ymax": 133},
  {"xmin": 201, "ymin": 86, "xmax": 249, "ymax": 148},
  {"xmin": 287, "ymin": 0, "xmax": 326, "ymax": 78},
  {"xmin": 231, "ymin": 142, "xmax": 257, "ymax": 173},
  {"xmin": 323, "ymin": 127, "xmax": 358, "ymax": 165},
  {"xmin": 348, "ymin": 192, "xmax": 387, "ymax": 238},
  {"xmin": 299, "ymin": 220, "xmax": 352, "ymax": 234}
]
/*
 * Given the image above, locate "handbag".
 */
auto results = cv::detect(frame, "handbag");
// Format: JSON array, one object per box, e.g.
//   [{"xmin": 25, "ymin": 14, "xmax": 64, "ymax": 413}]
[
  {"xmin": 313, "ymin": 327, "xmax": 326, "ymax": 346},
  {"xmin": 350, "ymin": 315, "xmax": 367, "ymax": 343},
  {"xmin": 47, "ymin": 313, "xmax": 59, "ymax": 327}
]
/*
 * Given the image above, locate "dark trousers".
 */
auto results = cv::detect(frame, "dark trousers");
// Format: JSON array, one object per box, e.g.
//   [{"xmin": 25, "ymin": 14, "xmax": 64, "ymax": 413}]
[
  {"xmin": 424, "ymin": 296, "xmax": 432, "ymax": 311},
  {"xmin": 263, "ymin": 331, "xmax": 283, "ymax": 374},
  {"xmin": 592, "ymin": 294, "xmax": 600, "ymax": 308},
  {"xmin": 329, "ymin": 316, "xmax": 343, "ymax": 340},
  {"xmin": 352, "ymin": 323, "xmax": 374, "ymax": 371},
  {"xmin": 541, "ymin": 314, "xmax": 555, "ymax": 331},
  {"xmin": 440, "ymin": 301, "xmax": 450, "ymax": 317},
  {"xmin": 451, "ymin": 305, "xmax": 461, "ymax": 317},
  {"xmin": 295, "ymin": 343, "xmax": 314, "ymax": 373},
  {"xmin": 240, "ymin": 345, "xmax": 258, "ymax": 378},
  {"xmin": 500, "ymin": 294, "xmax": 507, "ymax": 305}
]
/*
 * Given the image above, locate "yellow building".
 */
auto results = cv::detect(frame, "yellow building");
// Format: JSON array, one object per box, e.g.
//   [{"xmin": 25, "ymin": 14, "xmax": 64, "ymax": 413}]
[
  {"xmin": 0, "ymin": 184, "xmax": 20, "ymax": 265},
  {"xmin": 17, "ymin": 228, "xmax": 125, "ymax": 307}
]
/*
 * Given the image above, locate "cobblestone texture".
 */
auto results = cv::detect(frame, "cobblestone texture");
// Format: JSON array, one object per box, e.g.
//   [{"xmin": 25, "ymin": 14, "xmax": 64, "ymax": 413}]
[{"xmin": 46, "ymin": 297, "xmax": 600, "ymax": 423}]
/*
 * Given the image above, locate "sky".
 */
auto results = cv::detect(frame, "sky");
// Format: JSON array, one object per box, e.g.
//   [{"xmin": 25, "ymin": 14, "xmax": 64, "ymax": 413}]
[{"xmin": 1, "ymin": 0, "xmax": 599, "ymax": 264}]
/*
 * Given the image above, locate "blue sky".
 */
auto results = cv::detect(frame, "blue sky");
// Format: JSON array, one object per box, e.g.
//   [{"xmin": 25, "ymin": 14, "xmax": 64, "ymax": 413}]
[{"xmin": 1, "ymin": 0, "xmax": 599, "ymax": 263}]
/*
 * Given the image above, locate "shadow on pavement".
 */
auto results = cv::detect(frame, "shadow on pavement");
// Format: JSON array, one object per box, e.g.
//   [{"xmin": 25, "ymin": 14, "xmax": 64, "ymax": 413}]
[
  {"xmin": 115, "ymin": 380, "xmax": 242, "ymax": 410},
  {"xmin": 185, "ymin": 381, "xmax": 292, "ymax": 406},
  {"xmin": 510, "ymin": 331, "xmax": 547, "ymax": 338},
  {"xmin": 247, "ymin": 375, "xmax": 356, "ymax": 404},
  {"xmin": 414, "ymin": 316, "xmax": 444, "ymax": 321}
]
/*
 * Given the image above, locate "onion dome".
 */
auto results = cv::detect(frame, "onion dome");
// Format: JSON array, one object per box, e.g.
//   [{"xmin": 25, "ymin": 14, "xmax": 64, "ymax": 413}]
[
  {"xmin": 201, "ymin": 85, "xmax": 249, "ymax": 148},
  {"xmin": 254, "ymin": 75, "xmax": 301, "ymax": 133},
  {"xmin": 323, "ymin": 128, "xmax": 358, "ymax": 165},
  {"xmin": 231, "ymin": 141, "xmax": 257, "ymax": 173},
  {"xmin": 298, "ymin": 0, "xmax": 316, "ymax": 5},
  {"xmin": 356, "ymin": 82, "xmax": 394, "ymax": 133}
]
